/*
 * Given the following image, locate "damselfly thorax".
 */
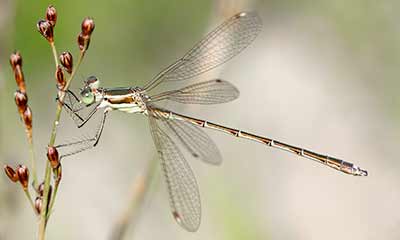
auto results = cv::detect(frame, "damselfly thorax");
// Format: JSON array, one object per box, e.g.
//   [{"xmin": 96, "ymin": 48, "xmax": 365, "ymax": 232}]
[{"xmin": 94, "ymin": 87, "xmax": 150, "ymax": 114}]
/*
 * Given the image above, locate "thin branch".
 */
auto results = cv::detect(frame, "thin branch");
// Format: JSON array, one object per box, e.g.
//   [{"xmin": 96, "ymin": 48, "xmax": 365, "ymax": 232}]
[{"xmin": 38, "ymin": 50, "xmax": 86, "ymax": 240}]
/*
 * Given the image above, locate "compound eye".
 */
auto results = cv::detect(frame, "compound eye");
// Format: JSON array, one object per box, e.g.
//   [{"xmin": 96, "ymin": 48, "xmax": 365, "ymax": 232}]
[{"xmin": 80, "ymin": 87, "xmax": 95, "ymax": 105}]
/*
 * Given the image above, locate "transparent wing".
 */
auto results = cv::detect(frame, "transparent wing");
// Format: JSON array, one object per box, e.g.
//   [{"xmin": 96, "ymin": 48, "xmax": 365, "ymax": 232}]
[
  {"xmin": 143, "ymin": 12, "xmax": 262, "ymax": 91},
  {"xmin": 149, "ymin": 114, "xmax": 201, "ymax": 232},
  {"xmin": 150, "ymin": 79, "xmax": 239, "ymax": 105},
  {"xmin": 150, "ymin": 107, "xmax": 222, "ymax": 164}
]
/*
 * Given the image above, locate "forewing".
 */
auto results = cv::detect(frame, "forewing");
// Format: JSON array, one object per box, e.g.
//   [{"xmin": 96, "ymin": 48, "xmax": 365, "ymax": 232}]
[
  {"xmin": 149, "ymin": 115, "xmax": 201, "ymax": 232},
  {"xmin": 150, "ymin": 79, "xmax": 239, "ymax": 105},
  {"xmin": 144, "ymin": 12, "xmax": 262, "ymax": 91}
]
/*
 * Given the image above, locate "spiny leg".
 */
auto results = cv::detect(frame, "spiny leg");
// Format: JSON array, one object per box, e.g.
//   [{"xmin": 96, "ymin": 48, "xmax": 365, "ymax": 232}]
[{"xmin": 55, "ymin": 110, "xmax": 108, "ymax": 159}]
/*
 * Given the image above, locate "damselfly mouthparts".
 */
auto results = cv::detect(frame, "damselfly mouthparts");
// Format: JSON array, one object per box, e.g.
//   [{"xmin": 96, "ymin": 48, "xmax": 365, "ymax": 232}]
[{"xmin": 57, "ymin": 12, "xmax": 368, "ymax": 232}]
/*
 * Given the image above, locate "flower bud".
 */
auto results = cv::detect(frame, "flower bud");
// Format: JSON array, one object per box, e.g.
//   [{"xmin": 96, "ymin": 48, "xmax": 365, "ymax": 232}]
[
  {"xmin": 16, "ymin": 165, "xmax": 29, "ymax": 190},
  {"xmin": 38, "ymin": 182, "xmax": 45, "ymax": 196},
  {"xmin": 81, "ymin": 17, "xmax": 95, "ymax": 37},
  {"xmin": 35, "ymin": 197, "xmax": 42, "ymax": 214},
  {"xmin": 55, "ymin": 65, "xmax": 66, "ymax": 89},
  {"xmin": 77, "ymin": 33, "xmax": 91, "ymax": 51},
  {"xmin": 4, "ymin": 165, "xmax": 19, "ymax": 182},
  {"xmin": 53, "ymin": 164, "xmax": 62, "ymax": 183},
  {"xmin": 46, "ymin": 5, "xmax": 57, "ymax": 27},
  {"xmin": 37, "ymin": 20, "xmax": 54, "ymax": 42},
  {"xmin": 14, "ymin": 65, "xmax": 26, "ymax": 93},
  {"xmin": 47, "ymin": 146, "xmax": 60, "ymax": 169},
  {"xmin": 59, "ymin": 52, "xmax": 73, "ymax": 74},
  {"xmin": 10, "ymin": 52, "xmax": 22, "ymax": 70},
  {"xmin": 14, "ymin": 91, "xmax": 28, "ymax": 114},
  {"xmin": 22, "ymin": 107, "xmax": 33, "ymax": 131}
]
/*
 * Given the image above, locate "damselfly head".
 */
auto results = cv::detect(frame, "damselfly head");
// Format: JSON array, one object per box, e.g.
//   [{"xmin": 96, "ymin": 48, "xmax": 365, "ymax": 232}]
[
  {"xmin": 84, "ymin": 75, "xmax": 100, "ymax": 90},
  {"xmin": 80, "ymin": 86, "xmax": 96, "ymax": 105}
]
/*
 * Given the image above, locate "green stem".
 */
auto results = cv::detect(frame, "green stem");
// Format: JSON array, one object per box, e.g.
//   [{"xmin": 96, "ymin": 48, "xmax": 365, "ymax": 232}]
[
  {"xmin": 27, "ymin": 132, "xmax": 38, "ymax": 188},
  {"xmin": 50, "ymin": 42, "xmax": 59, "ymax": 67},
  {"xmin": 109, "ymin": 156, "xmax": 159, "ymax": 240},
  {"xmin": 47, "ymin": 173, "xmax": 61, "ymax": 218},
  {"xmin": 38, "ymin": 50, "xmax": 85, "ymax": 240},
  {"xmin": 23, "ymin": 188, "xmax": 36, "ymax": 214}
]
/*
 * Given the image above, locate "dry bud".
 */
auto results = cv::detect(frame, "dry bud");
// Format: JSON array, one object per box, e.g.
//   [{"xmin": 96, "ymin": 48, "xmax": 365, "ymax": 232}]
[
  {"xmin": 37, "ymin": 182, "xmax": 52, "ymax": 199},
  {"xmin": 77, "ymin": 33, "xmax": 91, "ymax": 51},
  {"xmin": 59, "ymin": 52, "xmax": 73, "ymax": 74},
  {"xmin": 81, "ymin": 17, "xmax": 95, "ymax": 37},
  {"xmin": 35, "ymin": 197, "xmax": 43, "ymax": 214},
  {"xmin": 16, "ymin": 165, "xmax": 29, "ymax": 190},
  {"xmin": 37, "ymin": 20, "xmax": 54, "ymax": 42},
  {"xmin": 14, "ymin": 65, "xmax": 26, "ymax": 93},
  {"xmin": 4, "ymin": 165, "xmax": 19, "ymax": 182},
  {"xmin": 22, "ymin": 107, "xmax": 33, "ymax": 131},
  {"xmin": 55, "ymin": 65, "xmax": 66, "ymax": 89},
  {"xmin": 14, "ymin": 90, "xmax": 28, "ymax": 114},
  {"xmin": 53, "ymin": 164, "xmax": 62, "ymax": 183},
  {"xmin": 47, "ymin": 146, "xmax": 60, "ymax": 169},
  {"xmin": 10, "ymin": 52, "xmax": 22, "ymax": 70},
  {"xmin": 38, "ymin": 182, "xmax": 45, "ymax": 196},
  {"xmin": 46, "ymin": 5, "xmax": 57, "ymax": 27}
]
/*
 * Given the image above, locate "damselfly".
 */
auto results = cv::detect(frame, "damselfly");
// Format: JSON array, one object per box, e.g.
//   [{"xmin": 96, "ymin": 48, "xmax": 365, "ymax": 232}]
[{"xmin": 57, "ymin": 12, "xmax": 368, "ymax": 232}]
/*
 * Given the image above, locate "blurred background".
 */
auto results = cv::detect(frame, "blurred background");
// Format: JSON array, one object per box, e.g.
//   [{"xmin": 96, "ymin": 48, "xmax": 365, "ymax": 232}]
[{"xmin": 1, "ymin": 0, "xmax": 400, "ymax": 239}]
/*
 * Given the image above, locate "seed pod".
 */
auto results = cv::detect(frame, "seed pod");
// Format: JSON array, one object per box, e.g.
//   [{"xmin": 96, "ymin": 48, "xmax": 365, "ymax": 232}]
[
  {"xmin": 16, "ymin": 165, "xmax": 29, "ymax": 190},
  {"xmin": 14, "ymin": 91, "xmax": 28, "ymax": 114},
  {"xmin": 55, "ymin": 65, "xmax": 66, "ymax": 89},
  {"xmin": 77, "ymin": 33, "xmax": 91, "ymax": 51},
  {"xmin": 46, "ymin": 5, "xmax": 57, "ymax": 27},
  {"xmin": 59, "ymin": 52, "xmax": 73, "ymax": 74},
  {"xmin": 47, "ymin": 146, "xmax": 60, "ymax": 169},
  {"xmin": 37, "ymin": 19, "xmax": 54, "ymax": 42},
  {"xmin": 53, "ymin": 164, "xmax": 62, "ymax": 183},
  {"xmin": 81, "ymin": 17, "xmax": 95, "ymax": 37},
  {"xmin": 35, "ymin": 197, "xmax": 42, "ymax": 214},
  {"xmin": 9, "ymin": 52, "xmax": 22, "ymax": 70},
  {"xmin": 37, "ymin": 182, "xmax": 53, "ymax": 198},
  {"xmin": 22, "ymin": 107, "xmax": 33, "ymax": 131},
  {"xmin": 38, "ymin": 182, "xmax": 45, "ymax": 196},
  {"xmin": 14, "ymin": 65, "xmax": 26, "ymax": 93},
  {"xmin": 4, "ymin": 165, "xmax": 19, "ymax": 182}
]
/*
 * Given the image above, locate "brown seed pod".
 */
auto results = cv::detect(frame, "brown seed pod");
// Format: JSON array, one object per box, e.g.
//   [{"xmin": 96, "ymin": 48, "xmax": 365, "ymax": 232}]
[
  {"xmin": 4, "ymin": 165, "xmax": 19, "ymax": 182},
  {"xmin": 14, "ymin": 91, "xmax": 28, "ymax": 114},
  {"xmin": 22, "ymin": 107, "xmax": 33, "ymax": 131},
  {"xmin": 81, "ymin": 17, "xmax": 95, "ymax": 37},
  {"xmin": 38, "ymin": 182, "xmax": 45, "ymax": 196},
  {"xmin": 13, "ymin": 65, "xmax": 26, "ymax": 93},
  {"xmin": 46, "ymin": 5, "xmax": 57, "ymax": 27},
  {"xmin": 47, "ymin": 146, "xmax": 60, "ymax": 169},
  {"xmin": 77, "ymin": 33, "xmax": 91, "ymax": 51},
  {"xmin": 35, "ymin": 197, "xmax": 42, "ymax": 214},
  {"xmin": 37, "ymin": 19, "xmax": 54, "ymax": 42},
  {"xmin": 16, "ymin": 165, "xmax": 29, "ymax": 190},
  {"xmin": 55, "ymin": 65, "xmax": 66, "ymax": 89},
  {"xmin": 53, "ymin": 164, "xmax": 62, "ymax": 183},
  {"xmin": 9, "ymin": 52, "xmax": 22, "ymax": 70},
  {"xmin": 59, "ymin": 52, "xmax": 73, "ymax": 74}
]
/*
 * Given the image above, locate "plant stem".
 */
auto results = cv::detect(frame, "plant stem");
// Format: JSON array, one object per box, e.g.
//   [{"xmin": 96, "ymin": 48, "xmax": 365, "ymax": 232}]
[
  {"xmin": 27, "ymin": 131, "xmax": 38, "ymax": 188},
  {"xmin": 38, "ymin": 50, "xmax": 85, "ymax": 240},
  {"xmin": 23, "ymin": 188, "xmax": 36, "ymax": 214},
  {"xmin": 109, "ymin": 156, "xmax": 159, "ymax": 240},
  {"xmin": 50, "ymin": 42, "xmax": 59, "ymax": 66},
  {"xmin": 47, "ymin": 174, "xmax": 60, "ymax": 218}
]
